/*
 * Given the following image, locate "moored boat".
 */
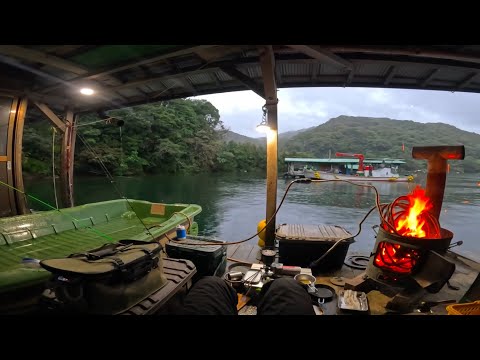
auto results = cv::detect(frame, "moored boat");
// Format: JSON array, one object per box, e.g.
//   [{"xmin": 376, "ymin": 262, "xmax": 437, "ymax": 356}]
[
  {"xmin": 286, "ymin": 157, "xmax": 414, "ymax": 182},
  {"xmin": 0, "ymin": 198, "xmax": 201, "ymax": 313},
  {"xmin": 306, "ymin": 170, "xmax": 414, "ymax": 182}
]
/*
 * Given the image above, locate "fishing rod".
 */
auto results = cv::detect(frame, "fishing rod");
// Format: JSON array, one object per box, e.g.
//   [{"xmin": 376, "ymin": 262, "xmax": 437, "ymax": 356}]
[
  {"xmin": 74, "ymin": 131, "xmax": 155, "ymax": 240},
  {"xmin": 0, "ymin": 122, "xmax": 155, "ymax": 243}
]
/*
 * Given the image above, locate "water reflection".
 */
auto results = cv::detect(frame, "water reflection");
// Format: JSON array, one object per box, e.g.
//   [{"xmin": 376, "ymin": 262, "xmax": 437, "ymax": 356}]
[{"xmin": 25, "ymin": 172, "xmax": 480, "ymax": 262}]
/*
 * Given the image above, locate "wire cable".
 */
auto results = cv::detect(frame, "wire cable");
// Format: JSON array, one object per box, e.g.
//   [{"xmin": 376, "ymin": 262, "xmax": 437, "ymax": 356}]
[
  {"xmin": 76, "ymin": 132, "xmax": 155, "ymax": 241},
  {"xmin": 51, "ymin": 127, "xmax": 59, "ymax": 209},
  {"xmin": 0, "ymin": 179, "xmax": 113, "ymax": 242},
  {"xmin": 175, "ymin": 178, "xmax": 388, "ymax": 247}
]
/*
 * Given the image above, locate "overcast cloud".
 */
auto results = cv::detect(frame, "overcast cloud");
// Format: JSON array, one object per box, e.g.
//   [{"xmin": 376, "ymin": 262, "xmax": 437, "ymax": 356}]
[{"xmin": 193, "ymin": 88, "xmax": 480, "ymax": 138}]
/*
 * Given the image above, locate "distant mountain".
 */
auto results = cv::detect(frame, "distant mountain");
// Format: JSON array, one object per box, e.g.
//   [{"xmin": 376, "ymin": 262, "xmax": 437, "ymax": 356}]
[
  {"xmin": 279, "ymin": 127, "xmax": 314, "ymax": 141},
  {"xmin": 222, "ymin": 130, "xmax": 264, "ymax": 145},
  {"xmin": 281, "ymin": 115, "xmax": 480, "ymax": 172},
  {"xmin": 222, "ymin": 128, "xmax": 314, "ymax": 145}
]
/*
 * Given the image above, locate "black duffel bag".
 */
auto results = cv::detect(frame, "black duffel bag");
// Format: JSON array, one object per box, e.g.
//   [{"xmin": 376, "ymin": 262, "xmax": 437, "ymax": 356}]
[{"xmin": 40, "ymin": 240, "xmax": 168, "ymax": 314}]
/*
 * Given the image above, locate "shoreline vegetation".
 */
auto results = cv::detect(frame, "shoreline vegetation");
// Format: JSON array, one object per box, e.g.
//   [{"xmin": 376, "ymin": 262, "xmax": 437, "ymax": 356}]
[{"xmin": 22, "ymin": 100, "xmax": 480, "ymax": 178}]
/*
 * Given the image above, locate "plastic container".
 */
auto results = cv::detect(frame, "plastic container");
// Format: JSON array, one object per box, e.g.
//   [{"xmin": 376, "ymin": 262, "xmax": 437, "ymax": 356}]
[
  {"xmin": 165, "ymin": 235, "xmax": 227, "ymax": 281},
  {"xmin": 446, "ymin": 301, "xmax": 480, "ymax": 315},
  {"xmin": 276, "ymin": 224, "xmax": 354, "ymax": 274},
  {"xmin": 176, "ymin": 225, "xmax": 187, "ymax": 240}
]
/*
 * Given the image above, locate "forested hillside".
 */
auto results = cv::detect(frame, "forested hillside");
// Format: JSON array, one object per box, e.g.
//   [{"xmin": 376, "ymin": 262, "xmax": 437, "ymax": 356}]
[
  {"xmin": 22, "ymin": 99, "xmax": 266, "ymax": 176},
  {"xmin": 281, "ymin": 116, "xmax": 480, "ymax": 173},
  {"xmin": 22, "ymin": 103, "xmax": 480, "ymax": 176}
]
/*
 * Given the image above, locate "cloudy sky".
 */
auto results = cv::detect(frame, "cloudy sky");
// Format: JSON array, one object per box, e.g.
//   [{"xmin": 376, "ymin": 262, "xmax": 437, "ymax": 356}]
[{"xmin": 193, "ymin": 87, "xmax": 480, "ymax": 138}]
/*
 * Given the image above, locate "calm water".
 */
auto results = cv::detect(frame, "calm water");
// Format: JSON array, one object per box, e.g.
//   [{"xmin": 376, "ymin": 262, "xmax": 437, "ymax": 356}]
[{"xmin": 25, "ymin": 172, "xmax": 480, "ymax": 262}]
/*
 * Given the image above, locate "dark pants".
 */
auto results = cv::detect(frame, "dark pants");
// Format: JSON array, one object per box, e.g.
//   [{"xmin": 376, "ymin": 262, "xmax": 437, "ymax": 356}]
[{"xmin": 180, "ymin": 276, "xmax": 315, "ymax": 315}]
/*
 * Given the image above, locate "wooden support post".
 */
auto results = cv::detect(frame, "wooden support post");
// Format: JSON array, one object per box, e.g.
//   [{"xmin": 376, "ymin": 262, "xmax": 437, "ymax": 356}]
[
  {"xmin": 259, "ymin": 46, "xmax": 278, "ymax": 247},
  {"xmin": 0, "ymin": 96, "xmax": 30, "ymax": 217},
  {"xmin": 60, "ymin": 110, "xmax": 76, "ymax": 208},
  {"xmin": 13, "ymin": 97, "xmax": 29, "ymax": 214},
  {"xmin": 34, "ymin": 101, "xmax": 76, "ymax": 208}
]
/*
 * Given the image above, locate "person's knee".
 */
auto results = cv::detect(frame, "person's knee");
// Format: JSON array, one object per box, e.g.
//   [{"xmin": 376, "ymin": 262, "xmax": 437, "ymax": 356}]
[
  {"xmin": 269, "ymin": 277, "xmax": 303, "ymax": 291},
  {"xmin": 195, "ymin": 276, "xmax": 228, "ymax": 288},
  {"xmin": 190, "ymin": 276, "xmax": 234, "ymax": 295},
  {"xmin": 182, "ymin": 276, "xmax": 238, "ymax": 315}
]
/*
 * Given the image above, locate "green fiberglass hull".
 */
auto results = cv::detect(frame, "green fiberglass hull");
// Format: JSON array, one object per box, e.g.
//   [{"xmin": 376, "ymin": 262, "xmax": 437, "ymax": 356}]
[{"xmin": 0, "ymin": 199, "xmax": 201, "ymax": 301}]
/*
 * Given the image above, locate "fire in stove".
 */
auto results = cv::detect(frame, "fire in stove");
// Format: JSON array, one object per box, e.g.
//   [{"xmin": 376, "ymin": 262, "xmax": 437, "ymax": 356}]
[
  {"xmin": 387, "ymin": 185, "xmax": 440, "ymax": 239},
  {"xmin": 343, "ymin": 145, "xmax": 465, "ymax": 312},
  {"xmin": 366, "ymin": 185, "xmax": 455, "ymax": 293}
]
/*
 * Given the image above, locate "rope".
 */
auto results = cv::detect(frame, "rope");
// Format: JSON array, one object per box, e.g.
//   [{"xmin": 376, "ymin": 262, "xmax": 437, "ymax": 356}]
[
  {"xmin": 174, "ymin": 211, "xmax": 192, "ymax": 231},
  {"xmin": 172, "ymin": 178, "xmax": 386, "ymax": 247},
  {"xmin": 75, "ymin": 132, "xmax": 155, "ymax": 241},
  {"xmin": 74, "ymin": 118, "xmax": 110, "ymax": 128},
  {"xmin": 51, "ymin": 127, "xmax": 59, "ymax": 209}
]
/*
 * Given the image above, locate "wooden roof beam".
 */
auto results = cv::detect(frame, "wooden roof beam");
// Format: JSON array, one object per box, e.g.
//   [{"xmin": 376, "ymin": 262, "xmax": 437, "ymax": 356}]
[
  {"xmin": 109, "ymin": 67, "xmax": 219, "ymax": 91},
  {"xmin": 345, "ymin": 68, "xmax": 355, "ymax": 85},
  {"xmin": 326, "ymin": 46, "xmax": 480, "ymax": 65},
  {"xmin": 384, "ymin": 66, "xmax": 396, "ymax": 85},
  {"xmin": 0, "ymin": 48, "xmax": 126, "ymax": 101},
  {"xmin": 39, "ymin": 45, "xmax": 215, "ymax": 94},
  {"xmin": 0, "ymin": 45, "xmax": 89, "ymax": 75},
  {"xmin": 210, "ymin": 72, "xmax": 223, "ymax": 88},
  {"xmin": 179, "ymin": 77, "xmax": 198, "ymax": 95},
  {"xmin": 34, "ymin": 102, "xmax": 66, "ymax": 132},
  {"xmin": 218, "ymin": 66, "xmax": 265, "ymax": 98},
  {"xmin": 311, "ymin": 63, "xmax": 320, "ymax": 82},
  {"xmin": 163, "ymin": 58, "xmax": 199, "ymax": 95},
  {"xmin": 457, "ymin": 72, "xmax": 478, "ymax": 90},
  {"xmin": 421, "ymin": 69, "xmax": 439, "ymax": 87},
  {"xmin": 194, "ymin": 45, "xmax": 254, "ymax": 62},
  {"xmin": 287, "ymin": 45, "xmax": 353, "ymax": 70}
]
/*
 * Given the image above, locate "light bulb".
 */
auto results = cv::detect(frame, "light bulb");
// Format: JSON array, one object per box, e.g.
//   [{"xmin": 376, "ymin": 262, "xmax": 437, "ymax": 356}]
[
  {"xmin": 256, "ymin": 124, "xmax": 270, "ymax": 133},
  {"xmin": 80, "ymin": 88, "xmax": 94, "ymax": 96}
]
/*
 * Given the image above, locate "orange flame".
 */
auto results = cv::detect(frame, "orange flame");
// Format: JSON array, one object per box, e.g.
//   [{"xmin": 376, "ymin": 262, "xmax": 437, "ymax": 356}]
[{"xmin": 395, "ymin": 186, "xmax": 433, "ymax": 238}]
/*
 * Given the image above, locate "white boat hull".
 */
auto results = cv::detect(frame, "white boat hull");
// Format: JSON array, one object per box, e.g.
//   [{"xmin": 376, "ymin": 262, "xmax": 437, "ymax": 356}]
[{"xmin": 305, "ymin": 171, "xmax": 414, "ymax": 182}]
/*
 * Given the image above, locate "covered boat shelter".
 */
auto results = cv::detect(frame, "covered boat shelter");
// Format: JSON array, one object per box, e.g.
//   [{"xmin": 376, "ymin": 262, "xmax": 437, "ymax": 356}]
[
  {"xmin": 285, "ymin": 157, "xmax": 407, "ymax": 175},
  {"xmin": 1, "ymin": 45, "xmax": 480, "ymax": 247}
]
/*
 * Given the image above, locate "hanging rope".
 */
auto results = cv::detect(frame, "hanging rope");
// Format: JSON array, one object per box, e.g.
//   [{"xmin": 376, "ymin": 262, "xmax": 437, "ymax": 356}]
[
  {"xmin": 51, "ymin": 127, "xmax": 59, "ymax": 209},
  {"xmin": 75, "ymin": 132, "xmax": 155, "ymax": 241}
]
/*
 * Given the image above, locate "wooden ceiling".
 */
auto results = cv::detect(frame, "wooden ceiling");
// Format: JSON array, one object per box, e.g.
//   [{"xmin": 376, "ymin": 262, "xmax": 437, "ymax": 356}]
[{"xmin": 1, "ymin": 45, "xmax": 480, "ymax": 113}]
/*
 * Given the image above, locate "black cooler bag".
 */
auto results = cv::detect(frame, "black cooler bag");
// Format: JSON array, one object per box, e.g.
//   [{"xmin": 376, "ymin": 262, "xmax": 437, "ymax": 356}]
[{"xmin": 40, "ymin": 240, "xmax": 167, "ymax": 314}]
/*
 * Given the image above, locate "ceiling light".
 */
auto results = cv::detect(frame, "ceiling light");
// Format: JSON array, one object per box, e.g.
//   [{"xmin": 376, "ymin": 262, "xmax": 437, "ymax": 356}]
[{"xmin": 80, "ymin": 88, "xmax": 94, "ymax": 96}]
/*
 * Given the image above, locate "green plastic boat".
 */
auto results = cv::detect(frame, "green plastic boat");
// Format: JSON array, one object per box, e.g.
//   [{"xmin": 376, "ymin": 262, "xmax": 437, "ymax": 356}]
[{"xmin": 0, "ymin": 199, "xmax": 201, "ymax": 313}]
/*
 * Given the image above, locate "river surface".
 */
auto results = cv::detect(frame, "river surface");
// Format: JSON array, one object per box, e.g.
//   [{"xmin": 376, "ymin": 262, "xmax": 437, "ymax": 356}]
[{"xmin": 25, "ymin": 172, "xmax": 480, "ymax": 262}]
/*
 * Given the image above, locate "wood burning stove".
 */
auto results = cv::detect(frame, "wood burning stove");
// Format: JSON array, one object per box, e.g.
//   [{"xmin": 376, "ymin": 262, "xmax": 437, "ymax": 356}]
[
  {"xmin": 345, "ymin": 145, "xmax": 465, "ymax": 312},
  {"xmin": 366, "ymin": 226, "xmax": 455, "ymax": 292}
]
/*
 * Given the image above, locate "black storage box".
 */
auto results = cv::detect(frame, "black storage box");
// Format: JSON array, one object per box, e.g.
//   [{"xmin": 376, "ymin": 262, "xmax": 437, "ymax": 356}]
[
  {"xmin": 165, "ymin": 235, "xmax": 227, "ymax": 281},
  {"xmin": 276, "ymin": 224, "xmax": 354, "ymax": 274}
]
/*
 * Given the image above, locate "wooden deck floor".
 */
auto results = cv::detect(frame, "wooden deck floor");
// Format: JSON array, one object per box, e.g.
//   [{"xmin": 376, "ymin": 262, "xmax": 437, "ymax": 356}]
[{"xmin": 226, "ymin": 242, "xmax": 261, "ymax": 266}]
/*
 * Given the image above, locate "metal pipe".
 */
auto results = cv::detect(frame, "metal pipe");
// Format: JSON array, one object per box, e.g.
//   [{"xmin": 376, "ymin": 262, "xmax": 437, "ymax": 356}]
[{"xmin": 412, "ymin": 145, "xmax": 465, "ymax": 221}]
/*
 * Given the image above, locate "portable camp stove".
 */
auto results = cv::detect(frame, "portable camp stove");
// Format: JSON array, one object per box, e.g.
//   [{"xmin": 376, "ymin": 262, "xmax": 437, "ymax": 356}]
[
  {"xmin": 364, "ymin": 226, "xmax": 455, "ymax": 291},
  {"xmin": 346, "ymin": 145, "xmax": 465, "ymax": 312},
  {"xmin": 346, "ymin": 225, "xmax": 457, "ymax": 313}
]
